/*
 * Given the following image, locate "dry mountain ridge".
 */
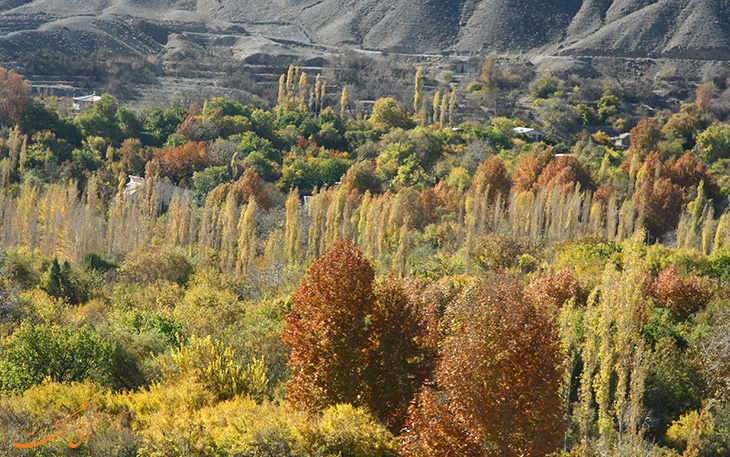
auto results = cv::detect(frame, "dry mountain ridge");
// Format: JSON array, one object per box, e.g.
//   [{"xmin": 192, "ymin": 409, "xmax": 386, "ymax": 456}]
[{"xmin": 1, "ymin": 0, "xmax": 730, "ymax": 60}]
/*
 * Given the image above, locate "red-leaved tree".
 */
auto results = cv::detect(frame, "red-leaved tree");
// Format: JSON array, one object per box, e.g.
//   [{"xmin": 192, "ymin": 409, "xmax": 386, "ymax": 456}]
[{"xmin": 402, "ymin": 279, "xmax": 565, "ymax": 457}]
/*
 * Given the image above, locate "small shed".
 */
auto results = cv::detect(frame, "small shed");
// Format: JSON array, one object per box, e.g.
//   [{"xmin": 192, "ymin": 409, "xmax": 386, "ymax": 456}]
[
  {"xmin": 513, "ymin": 127, "xmax": 545, "ymax": 142},
  {"xmin": 72, "ymin": 93, "xmax": 102, "ymax": 111}
]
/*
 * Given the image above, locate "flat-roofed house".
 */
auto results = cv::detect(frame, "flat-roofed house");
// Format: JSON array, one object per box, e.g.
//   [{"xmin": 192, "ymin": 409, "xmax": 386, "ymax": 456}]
[
  {"xmin": 513, "ymin": 127, "xmax": 545, "ymax": 142},
  {"xmin": 72, "ymin": 93, "xmax": 102, "ymax": 111}
]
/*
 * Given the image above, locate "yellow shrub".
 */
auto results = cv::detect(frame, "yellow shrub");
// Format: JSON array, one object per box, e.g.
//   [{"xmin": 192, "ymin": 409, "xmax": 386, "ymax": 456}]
[{"xmin": 293, "ymin": 404, "xmax": 399, "ymax": 457}]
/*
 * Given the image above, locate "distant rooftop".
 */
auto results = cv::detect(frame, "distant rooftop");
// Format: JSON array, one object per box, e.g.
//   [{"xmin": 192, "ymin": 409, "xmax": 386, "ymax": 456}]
[
  {"xmin": 513, "ymin": 127, "xmax": 538, "ymax": 134},
  {"xmin": 73, "ymin": 93, "xmax": 102, "ymax": 102}
]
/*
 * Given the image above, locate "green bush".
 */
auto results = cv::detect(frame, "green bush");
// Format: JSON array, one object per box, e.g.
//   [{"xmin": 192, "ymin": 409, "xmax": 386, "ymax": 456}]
[{"xmin": 0, "ymin": 323, "xmax": 115, "ymax": 394}]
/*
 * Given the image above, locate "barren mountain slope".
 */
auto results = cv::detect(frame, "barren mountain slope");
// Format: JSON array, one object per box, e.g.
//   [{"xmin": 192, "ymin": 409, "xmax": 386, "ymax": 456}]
[{"xmin": 1, "ymin": 0, "xmax": 729, "ymax": 62}]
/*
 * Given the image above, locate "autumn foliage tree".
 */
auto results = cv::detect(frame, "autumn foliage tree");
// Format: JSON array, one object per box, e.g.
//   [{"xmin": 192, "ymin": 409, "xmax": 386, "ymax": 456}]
[
  {"xmin": 472, "ymin": 156, "xmax": 511, "ymax": 199},
  {"xmin": 282, "ymin": 240, "xmax": 428, "ymax": 431},
  {"xmin": 153, "ymin": 141, "xmax": 210, "ymax": 183},
  {"xmin": 512, "ymin": 145, "xmax": 554, "ymax": 192},
  {"xmin": 664, "ymin": 151, "xmax": 721, "ymax": 202},
  {"xmin": 0, "ymin": 67, "xmax": 30, "ymax": 128},
  {"xmin": 526, "ymin": 267, "xmax": 587, "ymax": 310},
  {"xmin": 235, "ymin": 166, "xmax": 272, "ymax": 209},
  {"xmin": 536, "ymin": 154, "xmax": 596, "ymax": 194},
  {"xmin": 652, "ymin": 265, "xmax": 711, "ymax": 321},
  {"xmin": 368, "ymin": 275, "xmax": 433, "ymax": 430},
  {"xmin": 634, "ymin": 153, "xmax": 684, "ymax": 239},
  {"xmin": 402, "ymin": 279, "xmax": 565, "ymax": 457},
  {"xmin": 282, "ymin": 240, "xmax": 376, "ymax": 413},
  {"xmin": 628, "ymin": 118, "xmax": 664, "ymax": 159}
]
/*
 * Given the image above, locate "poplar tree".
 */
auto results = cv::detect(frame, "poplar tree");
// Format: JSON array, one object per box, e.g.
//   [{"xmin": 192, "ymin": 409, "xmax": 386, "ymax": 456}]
[
  {"xmin": 314, "ymin": 74, "xmax": 322, "ymax": 113},
  {"xmin": 320, "ymin": 81, "xmax": 327, "ymax": 113},
  {"xmin": 7, "ymin": 126, "xmax": 21, "ymax": 168},
  {"xmin": 277, "ymin": 74, "xmax": 286, "ymax": 107},
  {"xmin": 285, "ymin": 189, "xmax": 301, "ymax": 263},
  {"xmin": 340, "ymin": 86, "xmax": 348, "ymax": 120},
  {"xmin": 298, "ymin": 72, "xmax": 308, "ymax": 111},
  {"xmin": 414, "ymin": 66, "xmax": 423, "ymax": 115},
  {"xmin": 439, "ymin": 94, "xmax": 447, "ymax": 130},
  {"xmin": 219, "ymin": 190, "xmax": 240, "ymax": 272},
  {"xmin": 236, "ymin": 197, "xmax": 257, "ymax": 276},
  {"xmin": 18, "ymin": 135, "xmax": 27, "ymax": 173},
  {"xmin": 448, "ymin": 90, "xmax": 456, "ymax": 125},
  {"xmin": 432, "ymin": 91, "xmax": 441, "ymax": 125}
]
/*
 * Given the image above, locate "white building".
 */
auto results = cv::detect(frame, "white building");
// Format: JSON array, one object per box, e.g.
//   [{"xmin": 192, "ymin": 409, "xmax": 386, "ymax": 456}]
[
  {"xmin": 513, "ymin": 127, "xmax": 545, "ymax": 142},
  {"xmin": 72, "ymin": 93, "xmax": 102, "ymax": 111},
  {"xmin": 610, "ymin": 133, "xmax": 631, "ymax": 150}
]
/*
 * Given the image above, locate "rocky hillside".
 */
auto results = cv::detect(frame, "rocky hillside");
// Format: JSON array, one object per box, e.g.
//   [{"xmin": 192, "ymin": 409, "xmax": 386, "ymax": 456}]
[{"xmin": 1, "ymin": 0, "xmax": 729, "ymax": 60}]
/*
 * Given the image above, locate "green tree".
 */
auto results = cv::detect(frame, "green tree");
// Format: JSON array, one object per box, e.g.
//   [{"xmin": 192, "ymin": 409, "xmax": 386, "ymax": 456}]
[{"xmin": 0, "ymin": 323, "xmax": 115, "ymax": 394}]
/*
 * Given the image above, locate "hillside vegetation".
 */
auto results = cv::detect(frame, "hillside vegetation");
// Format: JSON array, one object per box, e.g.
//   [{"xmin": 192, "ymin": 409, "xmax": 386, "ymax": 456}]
[{"xmin": 2, "ymin": 60, "xmax": 730, "ymax": 456}]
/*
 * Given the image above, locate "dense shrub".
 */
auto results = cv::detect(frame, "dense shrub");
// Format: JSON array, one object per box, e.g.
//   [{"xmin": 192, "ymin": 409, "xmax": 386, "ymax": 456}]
[{"xmin": 0, "ymin": 323, "xmax": 115, "ymax": 394}]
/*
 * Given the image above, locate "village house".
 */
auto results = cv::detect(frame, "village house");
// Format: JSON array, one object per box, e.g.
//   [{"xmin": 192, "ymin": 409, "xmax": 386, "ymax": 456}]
[
  {"xmin": 513, "ymin": 127, "xmax": 545, "ymax": 142},
  {"xmin": 72, "ymin": 93, "xmax": 102, "ymax": 111},
  {"xmin": 610, "ymin": 132, "xmax": 631, "ymax": 150}
]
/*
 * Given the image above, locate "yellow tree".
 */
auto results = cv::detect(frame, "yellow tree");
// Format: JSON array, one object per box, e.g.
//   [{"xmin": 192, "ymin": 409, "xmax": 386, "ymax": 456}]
[
  {"xmin": 236, "ymin": 198, "xmax": 257, "ymax": 275},
  {"xmin": 414, "ymin": 66, "xmax": 424, "ymax": 115},
  {"xmin": 340, "ymin": 86, "xmax": 349, "ymax": 120},
  {"xmin": 284, "ymin": 189, "xmax": 301, "ymax": 264}
]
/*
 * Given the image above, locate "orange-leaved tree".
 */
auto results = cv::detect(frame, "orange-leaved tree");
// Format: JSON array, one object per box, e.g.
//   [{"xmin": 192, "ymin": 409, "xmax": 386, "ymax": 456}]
[
  {"xmin": 0, "ymin": 67, "xmax": 30, "ymax": 128},
  {"xmin": 526, "ymin": 267, "xmax": 587, "ymax": 310},
  {"xmin": 653, "ymin": 265, "xmax": 711, "ymax": 321},
  {"xmin": 153, "ymin": 141, "xmax": 210, "ymax": 183},
  {"xmin": 281, "ymin": 240, "xmax": 430, "ymax": 431},
  {"xmin": 402, "ymin": 278, "xmax": 565, "ymax": 457},
  {"xmin": 472, "ymin": 155, "xmax": 512, "ymax": 200},
  {"xmin": 512, "ymin": 145, "xmax": 554, "ymax": 193}
]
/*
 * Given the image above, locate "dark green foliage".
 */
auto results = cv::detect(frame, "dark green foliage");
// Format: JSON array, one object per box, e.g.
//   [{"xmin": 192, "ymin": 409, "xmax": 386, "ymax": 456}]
[
  {"xmin": 193, "ymin": 165, "xmax": 230, "ymax": 204},
  {"xmin": 278, "ymin": 156, "xmax": 352, "ymax": 193},
  {"xmin": 460, "ymin": 122, "xmax": 512, "ymax": 150},
  {"xmin": 644, "ymin": 336, "xmax": 705, "ymax": 441},
  {"xmin": 74, "ymin": 94, "xmax": 123, "ymax": 143},
  {"xmin": 0, "ymin": 323, "xmax": 115, "ymax": 394},
  {"xmin": 40, "ymin": 258, "xmax": 92, "ymax": 305},
  {"xmin": 143, "ymin": 106, "xmax": 184, "ymax": 145},
  {"xmin": 83, "ymin": 252, "xmax": 118, "ymax": 273},
  {"xmin": 122, "ymin": 309, "xmax": 184, "ymax": 345}
]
